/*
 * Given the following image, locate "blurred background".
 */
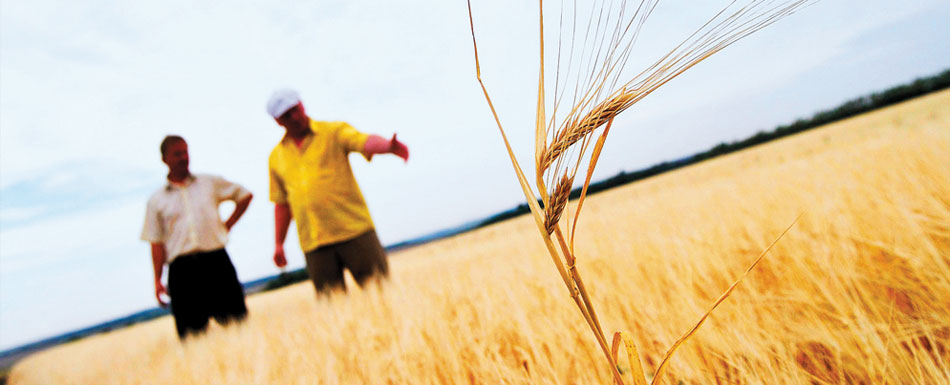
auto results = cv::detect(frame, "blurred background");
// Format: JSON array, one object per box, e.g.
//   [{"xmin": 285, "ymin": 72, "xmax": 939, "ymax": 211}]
[{"xmin": 1, "ymin": 0, "xmax": 948, "ymax": 351}]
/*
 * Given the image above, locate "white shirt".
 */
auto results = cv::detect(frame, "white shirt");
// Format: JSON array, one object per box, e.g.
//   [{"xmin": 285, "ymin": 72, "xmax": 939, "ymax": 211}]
[{"xmin": 140, "ymin": 173, "xmax": 251, "ymax": 262}]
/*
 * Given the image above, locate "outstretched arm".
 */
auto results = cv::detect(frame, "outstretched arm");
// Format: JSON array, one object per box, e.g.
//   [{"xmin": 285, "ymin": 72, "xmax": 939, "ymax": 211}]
[
  {"xmin": 363, "ymin": 134, "xmax": 409, "ymax": 162},
  {"xmin": 273, "ymin": 203, "xmax": 291, "ymax": 268},
  {"xmin": 150, "ymin": 243, "xmax": 169, "ymax": 308},
  {"xmin": 224, "ymin": 194, "xmax": 253, "ymax": 231}
]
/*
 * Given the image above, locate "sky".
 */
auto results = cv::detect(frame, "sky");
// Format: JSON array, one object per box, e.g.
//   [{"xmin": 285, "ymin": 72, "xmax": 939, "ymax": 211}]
[{"xmin": 1, "ymin": 0, "xmax": 948, "ymax": 350}]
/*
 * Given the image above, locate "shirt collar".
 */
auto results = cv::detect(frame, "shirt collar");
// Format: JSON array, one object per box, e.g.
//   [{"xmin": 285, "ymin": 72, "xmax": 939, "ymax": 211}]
[
  {"xmin": 165, "ymin": 174, "xmax": 196, "ymax": 191},
  {"xmin": 280, "ymin": 119, "xmax": 317, "ymax": 147}
]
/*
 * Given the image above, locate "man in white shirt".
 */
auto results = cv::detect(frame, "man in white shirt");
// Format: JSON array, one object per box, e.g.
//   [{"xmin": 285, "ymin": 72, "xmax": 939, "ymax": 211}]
[{"xmin": 141, "ymin": 135, "xmax": 253, "ymax": 339}]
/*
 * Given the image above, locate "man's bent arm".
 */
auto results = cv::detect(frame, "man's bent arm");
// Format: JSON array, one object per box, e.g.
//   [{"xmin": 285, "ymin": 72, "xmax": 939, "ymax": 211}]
[
  {"xmin": 273, "ymin": 203, "xmax": 292, "ymax": 268},
  {"xmin": 225, "ymin": 194, "xmax": 253, "ymax": 231},
  {"xmin": 363, "ymin": 134, "xmax": 409, "ymax": 162},
  {"xmin": 150, "ymin": 243, "xmax": 169, "ymax": 307}
]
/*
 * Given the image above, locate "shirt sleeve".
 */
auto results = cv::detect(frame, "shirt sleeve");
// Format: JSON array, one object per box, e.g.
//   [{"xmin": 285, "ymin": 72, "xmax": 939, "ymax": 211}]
[
  {"xmin": 269, "ymin": 157, "xmax": 288, "ymax": 204},
  {"xmin": 336, "ymin": 122, "xmax": 370, "ymax": 155},
  {"xmin": 210, "ymin": 175, "xmax": 252, "ymax": 203},
  {"xmin": 140, "ymin": 197, "xmax": 164, "ymax": 243}
]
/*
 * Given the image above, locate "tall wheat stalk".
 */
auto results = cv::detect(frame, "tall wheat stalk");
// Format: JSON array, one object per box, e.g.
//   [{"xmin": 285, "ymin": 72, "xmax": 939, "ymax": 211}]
[{"xmin": 467, "ymin": 1, "xmax": 813, "ymax": 383}]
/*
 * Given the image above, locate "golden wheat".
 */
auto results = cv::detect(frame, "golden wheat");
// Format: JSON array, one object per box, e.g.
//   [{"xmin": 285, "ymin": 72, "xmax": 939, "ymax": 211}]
[
  {"xmin": 544, "ymin": 175, "xmax": 574, "ymax": 234},
  {"xmin": 538, "ymin": 94, "xmax": 629, "ymax": 174},
  {"xmin": 469, "ymin": 1, "xmax": 817, "ymax": 382},
  {"xmin": 9, "ymin": 89, "xmax": 950, "ymax": 385}
]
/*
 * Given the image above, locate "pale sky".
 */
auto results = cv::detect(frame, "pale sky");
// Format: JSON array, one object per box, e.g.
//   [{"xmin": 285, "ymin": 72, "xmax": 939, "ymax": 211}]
[{"xmin": 1, "ymin": 0, "xmax": 948, "ymax": 350}]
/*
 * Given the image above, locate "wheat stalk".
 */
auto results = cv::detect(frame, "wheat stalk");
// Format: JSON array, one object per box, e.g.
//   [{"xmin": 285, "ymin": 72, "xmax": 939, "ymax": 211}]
[{"xmin": 468, "ymin": 1, "xmax": 812, "ymax": 383}]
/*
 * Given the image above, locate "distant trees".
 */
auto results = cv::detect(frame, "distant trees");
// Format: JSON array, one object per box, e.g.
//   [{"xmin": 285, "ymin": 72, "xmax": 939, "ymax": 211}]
[
  {"xmin": 598, "ymin": 68, "xmax": 950, "ymax": 189},
  {"xmin": 263, "ymin": 270, "xmax": 310, "ymax": 291},
  {"xmin": 697, "ymin": 69, "xmax": 948, "ymax": 162},
  {"xmin": 472, "ymin": 68, "xmax": 950, "ymax": 229}
]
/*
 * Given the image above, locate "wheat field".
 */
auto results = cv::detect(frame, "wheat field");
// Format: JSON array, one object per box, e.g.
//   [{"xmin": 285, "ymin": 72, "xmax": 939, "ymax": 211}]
[{"xmin": 10, "ymin": 90, "xmax": 950, "ymax": 384}]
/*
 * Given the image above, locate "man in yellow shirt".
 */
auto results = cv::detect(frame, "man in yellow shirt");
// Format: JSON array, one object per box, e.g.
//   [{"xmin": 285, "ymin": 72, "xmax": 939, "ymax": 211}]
[{"xmin": 266, "ymin": 89, "xmax": 408, "ymax": 294}]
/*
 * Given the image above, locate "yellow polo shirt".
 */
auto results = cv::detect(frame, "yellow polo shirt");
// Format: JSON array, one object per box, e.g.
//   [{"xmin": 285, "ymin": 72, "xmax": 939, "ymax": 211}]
[{"xmin": 269, "ymin": 120, "xmax": 374, "ymax": 252}]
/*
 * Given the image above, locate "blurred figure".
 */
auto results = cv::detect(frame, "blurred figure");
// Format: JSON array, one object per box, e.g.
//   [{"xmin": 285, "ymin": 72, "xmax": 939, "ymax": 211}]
[
  {"xmin": 266, "ymin": 89, "xmax": 408, "ymax": 294},
  {"xmin": 141, "ymin": 135, "xmax": 253, "ymax": 339}
]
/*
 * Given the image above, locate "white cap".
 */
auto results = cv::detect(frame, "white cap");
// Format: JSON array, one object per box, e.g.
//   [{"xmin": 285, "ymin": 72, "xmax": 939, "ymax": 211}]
[{"xmin": 266, "ymin": 89, "xmax": 301, "ymax": 118}]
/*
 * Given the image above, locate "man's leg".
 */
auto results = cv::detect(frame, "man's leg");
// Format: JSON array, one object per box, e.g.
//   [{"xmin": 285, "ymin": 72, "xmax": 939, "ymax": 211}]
[
  {"xmin": 167, "ymin": 255, "xmax": 210, "ymax": 339},
  {"xmin": 205, "ymin": 249, "xmax": 248, "ymax": 326},
  {"xmin": 304, "ymin": 246, "xmax": 346, "ymax": 294},
  {"xmin": 338, "ymin": 230, "xmax": 389, "ymax": 287}
]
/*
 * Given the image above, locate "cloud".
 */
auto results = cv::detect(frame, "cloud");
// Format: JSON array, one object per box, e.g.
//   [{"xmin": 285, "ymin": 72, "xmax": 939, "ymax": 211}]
[
  {"xmin": 0, "ymin": 207, "xmax": 45, "ymax": 224},
  {"xmin": 0, "ymin": 160, "xmax": 156, "ymax": 228},
  {"xmin": 0, "ymin": 195, "xmax": 145, "ymax": 275}
]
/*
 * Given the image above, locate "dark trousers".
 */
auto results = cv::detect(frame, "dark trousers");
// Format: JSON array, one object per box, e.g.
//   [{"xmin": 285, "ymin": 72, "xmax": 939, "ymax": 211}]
[
  {"xmin": 168, "ymin": 248, "xmax": 247, "ymax": 339},
  {"xmin": 304, "ymin": 230, "xmax": 389, "ymax": 293}
]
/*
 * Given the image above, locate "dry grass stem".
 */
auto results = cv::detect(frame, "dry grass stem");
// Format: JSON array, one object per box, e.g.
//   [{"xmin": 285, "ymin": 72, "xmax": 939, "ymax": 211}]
[{"xmin": 468, "ymin": 1, "xmax": 820, "ymax": 383}]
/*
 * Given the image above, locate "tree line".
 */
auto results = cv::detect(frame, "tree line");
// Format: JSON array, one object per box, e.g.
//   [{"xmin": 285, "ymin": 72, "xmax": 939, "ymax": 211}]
[{"xmin": 476, "ymin": 68, "xmax": 950, "ymax": 227}]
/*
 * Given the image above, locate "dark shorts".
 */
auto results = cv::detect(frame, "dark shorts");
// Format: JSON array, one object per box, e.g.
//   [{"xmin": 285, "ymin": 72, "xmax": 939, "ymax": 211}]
[
  {"xmin": 304, "ymin": 230, "xmax": 389, "ymax": 293},
  {"xmin": 168, "ymin": 248, "xmax": 247, "ymax": 338}
]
